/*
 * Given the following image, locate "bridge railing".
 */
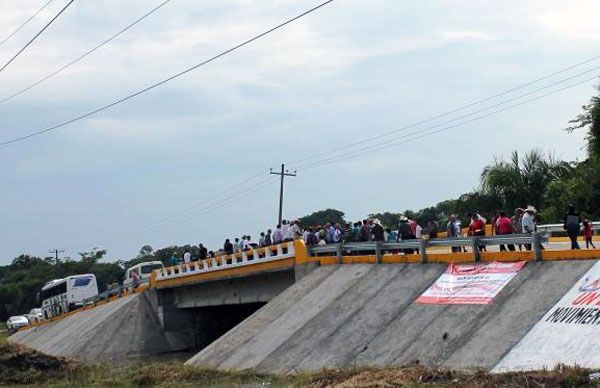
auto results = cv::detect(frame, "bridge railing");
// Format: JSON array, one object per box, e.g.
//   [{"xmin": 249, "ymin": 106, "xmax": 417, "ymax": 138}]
[
  {"xmin": 154, "ymin": 241, "xmax": 296, "ymax": 282},
  {"xmin": 537, "ymin": 222, "xmax": 599, "ymax": 235},
  {"xmin": 309, "ymin": 233, "xmax": 549, "ymax": 263}
]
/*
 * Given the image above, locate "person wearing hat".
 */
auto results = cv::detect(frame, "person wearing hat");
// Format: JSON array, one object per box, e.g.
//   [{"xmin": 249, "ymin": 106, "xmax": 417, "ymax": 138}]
[
  {"xmin": 397, "ymin": 216, "xmax": 414, "ymax": 254},
  {"xmin": 372, "ymin": 219, "xmax": 385, "ymax": 242},
  {"xmin": 522, "ymin": 206, "xmax": 537, "ymax": 250}
]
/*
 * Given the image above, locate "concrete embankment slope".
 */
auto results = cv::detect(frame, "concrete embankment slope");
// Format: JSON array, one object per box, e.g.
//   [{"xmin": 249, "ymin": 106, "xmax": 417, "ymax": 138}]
[
  {"xmin": 188, "ymin": 261, "xmax": 594, "ymax": 372},
  {"xmin": 9, "ymin": 292, "xmax": 181, "ymax": 362}
]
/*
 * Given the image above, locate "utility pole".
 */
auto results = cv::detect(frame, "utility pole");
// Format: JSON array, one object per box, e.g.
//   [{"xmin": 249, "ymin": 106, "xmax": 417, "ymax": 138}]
[
  {"xmin": 270, "ymin": 164, "xmax": 297, "ymax": 226},
  {"xmin": 49, "ymin": 249, "xmax": 65, "ymax": 262}
]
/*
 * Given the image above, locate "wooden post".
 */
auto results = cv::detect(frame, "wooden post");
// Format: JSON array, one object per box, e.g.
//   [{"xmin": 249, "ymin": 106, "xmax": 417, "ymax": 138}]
[
  {"xmin": 471, "ymin": 236, "xmax": 481, "ymax": 262},
  {"xmin": 533, "ymin": 232, "xmax": 542, "ymax": 261},
  {"xmin": 420, "ymin": 237, "xmax": 428, "ymax": 263}
]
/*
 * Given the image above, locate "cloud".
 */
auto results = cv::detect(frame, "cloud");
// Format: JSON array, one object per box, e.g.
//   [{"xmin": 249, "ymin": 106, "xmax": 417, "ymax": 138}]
[
  {"xmin": 440, "ymin": 30, "xmax": 493, "ymax": 41},
  {"xmin": 535, "ymin": 1, "xmax": 600, "ymax": 42}
]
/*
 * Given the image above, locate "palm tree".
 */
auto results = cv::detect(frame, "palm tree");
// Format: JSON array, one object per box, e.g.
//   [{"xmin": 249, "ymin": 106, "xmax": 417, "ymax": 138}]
[{"xmin": 480, "ymin": 149, "xmax": 572, "ymax": 211}]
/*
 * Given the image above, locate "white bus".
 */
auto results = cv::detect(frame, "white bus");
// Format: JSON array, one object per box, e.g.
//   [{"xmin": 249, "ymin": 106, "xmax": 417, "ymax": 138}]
[
  {"xmin": 40, "ymin": 274, "xmax": 98, "ymax": 319},
  {"xmin": 123, "ymin": 261, "xmax": 164, "ymax": 289}
]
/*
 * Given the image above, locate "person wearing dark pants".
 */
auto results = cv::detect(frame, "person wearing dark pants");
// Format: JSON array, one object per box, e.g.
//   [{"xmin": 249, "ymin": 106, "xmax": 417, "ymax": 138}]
[{"xmin": 563, "ymin": 205, "xmax": 582, "ymax": 250}]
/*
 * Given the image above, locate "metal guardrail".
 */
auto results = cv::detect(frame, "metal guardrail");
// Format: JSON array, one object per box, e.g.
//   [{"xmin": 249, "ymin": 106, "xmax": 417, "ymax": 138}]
[
  {"xmin": 537, "ymin": 222, "xmax": 599, "ymax": 234},
  {"xmin": 309, "ymin": 233, "xmax": 548, "ymax": 263},
  {"xmin": 154, "ymin": 241, "xmax": 296, "ymax": 282}
]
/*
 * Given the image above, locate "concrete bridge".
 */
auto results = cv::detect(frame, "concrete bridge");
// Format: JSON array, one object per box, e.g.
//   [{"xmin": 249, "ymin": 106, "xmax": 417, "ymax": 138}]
[{"xmin": 10, "ymin": 237, "xmax": 600, "ymax": 372}]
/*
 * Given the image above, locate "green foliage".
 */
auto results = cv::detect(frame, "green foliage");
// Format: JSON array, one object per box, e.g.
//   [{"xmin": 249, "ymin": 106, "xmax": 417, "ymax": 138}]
[
  {"xmin": 0, "ymin": 251, "xmax": 124, "ymax": 321},
  {"xmin": 479, "ymin": 149, "xmax": 573, "ymax": 212},
  {"xmin": 565, "ymin": 84, "xmax": 600, "ymax": 158},
  {"xmin": 299, "ymin": 208, "xmax": 346, "ymax": 227}
]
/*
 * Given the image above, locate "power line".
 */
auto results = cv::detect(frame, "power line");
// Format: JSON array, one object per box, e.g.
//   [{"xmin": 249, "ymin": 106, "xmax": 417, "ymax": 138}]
[
  {"xmin": 0, "ymin": 0, "xmax": 172, "ymax": 105},
  {"xmin": 0, "ymin": 0, "xmax": 335, "ymax": 147},
  {"xmin": 64, "ymin": 176, "xmax": 279, "ymax": 250},
  {"xmin": 0, "ymin": 0, "xmax": 54, "ymax": 48},
  {"xmin": 292, "ymin": 66, "xmax": 600, "ymax": 171},
  {"xmin": 298, "ymin": 75, "xmax": 599, "ymax": 171},
  {"xmin": 285, "ymin": 53, "xmax": 600, "ymax": 168},
  {"xmin": 69, "ymin": 170, "xmax": 268, "ymax": 247},
  {"xmin": 0, "ymin": 0, "xmax": 74, "ymax": 75}
]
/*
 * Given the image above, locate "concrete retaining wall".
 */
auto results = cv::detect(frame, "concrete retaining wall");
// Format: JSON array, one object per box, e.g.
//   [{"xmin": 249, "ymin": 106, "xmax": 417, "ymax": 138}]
[
  {"xmin": 187, "ymin": 261, "xmax": 595, "ymax": 372},
  {"xmin": 9, "ymin": 292, "xmax": 185, "ymax": 362}
]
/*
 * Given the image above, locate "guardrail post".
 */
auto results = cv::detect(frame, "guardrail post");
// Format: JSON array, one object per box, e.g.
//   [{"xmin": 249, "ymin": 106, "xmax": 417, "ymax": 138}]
[
  {"xmin": 533, "ymin": 232, "xmax": 542, "ymax": 261},
  {"xmin": 375, "ymin": 241, "xmax": 382, "ymax": 264},
  {"xmin": 471, "ymin": 236, "xmax": 481, "ymax": 262},
  {"xmin": 336, "ymin": 243, "xmax": 343, "ymax": 264},
  {"xmin": 420, "ymin": 237, "xmax": 428, "ymax": 263}
]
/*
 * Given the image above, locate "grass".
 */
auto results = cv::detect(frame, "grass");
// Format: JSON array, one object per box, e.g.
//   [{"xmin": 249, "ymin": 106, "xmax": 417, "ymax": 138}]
[
  {"xmin": 0, "ymin": 322, "xmax": 7, "ymax": 344},
  {"xmin": 1, "ymin": 340, "xmax": 599, "ymax": 387}
]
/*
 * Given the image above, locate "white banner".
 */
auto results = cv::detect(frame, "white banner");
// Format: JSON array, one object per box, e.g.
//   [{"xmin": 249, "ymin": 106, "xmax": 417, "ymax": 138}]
[
  {"xmin": 415, "ymin": 261, "xmax": 526, "ymax": 305},
  {"xmin": 494, "ymin": 261, "xmax": 600, "ymax": 372}
]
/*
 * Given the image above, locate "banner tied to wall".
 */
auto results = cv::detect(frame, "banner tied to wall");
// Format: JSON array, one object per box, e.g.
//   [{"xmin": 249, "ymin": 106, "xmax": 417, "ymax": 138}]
[{"xmin": 415, "ymin": 261, "xmax": 527, "ymax": 305}]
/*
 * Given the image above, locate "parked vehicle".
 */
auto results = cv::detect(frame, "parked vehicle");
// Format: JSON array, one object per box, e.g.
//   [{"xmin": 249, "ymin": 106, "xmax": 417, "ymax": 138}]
[
  {"xmin": 26, "ymin": 308, "xmax": 44, "ymax": 323},
  {"xmin": 40, "ymin": 274, "xmax": 98, "ymax": 319},
  {"xmin": 123, "ymin": 261, "xmax": 164, "ymax": 289},
  {"xmin": 6, "ymin": 315, "xmax": 29, "ymax": 331}
]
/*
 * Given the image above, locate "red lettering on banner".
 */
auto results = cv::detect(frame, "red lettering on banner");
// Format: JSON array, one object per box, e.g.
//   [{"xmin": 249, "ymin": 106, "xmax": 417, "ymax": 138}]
[{"xmin": 572, "ymin": 292, "xmax": 598, "ymax": 305}]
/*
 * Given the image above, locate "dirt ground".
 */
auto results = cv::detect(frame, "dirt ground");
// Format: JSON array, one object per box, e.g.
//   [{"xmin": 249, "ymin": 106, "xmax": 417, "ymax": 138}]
[{"xmin": 0, "ymin": 338, "xmax": 598, "ymax": 387}]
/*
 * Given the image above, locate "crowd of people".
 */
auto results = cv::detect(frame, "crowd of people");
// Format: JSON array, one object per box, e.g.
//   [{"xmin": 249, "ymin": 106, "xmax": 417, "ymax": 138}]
[{"xmin": 172, "ymin": 206, "xmax": 596, "ymax": 264}]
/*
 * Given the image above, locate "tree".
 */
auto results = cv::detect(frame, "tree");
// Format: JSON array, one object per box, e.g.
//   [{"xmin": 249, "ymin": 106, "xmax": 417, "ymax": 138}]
[
  {"xmin": 479, "ymin": 149, "xmax": 572, "ymax": 212},
  {"xmin": 299, "ymin": 209, "xmax": 346, "ymax": 227},
  {"xmin": 139, "ymin": 245, "xmax": 153, "ymax": 257},
  {"xmin": 565, "ymin": 84, "xmax": 600, "ymax": 158}
]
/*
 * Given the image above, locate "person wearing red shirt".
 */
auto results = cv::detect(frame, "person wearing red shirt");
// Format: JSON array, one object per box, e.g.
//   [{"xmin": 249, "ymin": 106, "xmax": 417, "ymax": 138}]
[
  {"xmin": 583, "ymin": 220, "xmax": 596, "ymax": 249},
  {"xmin": 496, "ymin": 211, "xmax": 516, "ymax": 251},
  {"xmin": 468, "ymin": 214, "xmax": 486, "ymax": 251}
]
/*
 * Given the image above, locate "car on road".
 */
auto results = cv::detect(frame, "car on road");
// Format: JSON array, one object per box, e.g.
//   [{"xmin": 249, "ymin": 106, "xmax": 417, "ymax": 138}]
[
  {"xmin": 6, "ymin": 315, "xmax": 29, "ymax": 331},
  {"xmin": 27, "ymin": 308, "xmax": 44, "ymax": 323}
]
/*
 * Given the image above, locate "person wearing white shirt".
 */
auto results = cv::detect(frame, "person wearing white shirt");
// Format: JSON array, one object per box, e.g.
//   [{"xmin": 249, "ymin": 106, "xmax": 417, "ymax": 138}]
[
  {"xmin": 273, "ymin": 226, "xmax": 283, "ymax": 244},
  {"xmin": 521, "ymin": 206, "xmax": 537, "ymax": 251},
  {"xmin": 281, "ymin": 220, "xmax": 291, "ymax": 241},
  {"xmin": 183, "ymin": 250, "xmax": 191, "ymax": 263},
  {"xmin": 288, "ymin": 221, "xmax": 301, "ymax": 240}
]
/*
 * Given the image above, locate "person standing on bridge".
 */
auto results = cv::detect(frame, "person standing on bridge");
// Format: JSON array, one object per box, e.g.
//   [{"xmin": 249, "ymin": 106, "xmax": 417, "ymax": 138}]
[
  {"xmin": 522, "ymin": 206, "xmax": 537, "ymax": 251},
  {"xmin": 224, "ymin": 239, "xmax": 234, "ymax": 255},
  {"xmin": 447, "ymin": 214, "xmax": 461, "ymax": 253},
  {"xmin": 583, "ymin": 220, "xmax": 596, "ymax": 249},
  {"xmin": 265, "ymin": 229, "xmax": 273, "ymax": 246},
  {"xmin": 359, "ymin": 219, "xmax": 371, "ymax": 242},
  {"xmin": 372, "ymin": 219, "xmax": 385, "ymax": 242},
  {"xmin": 397, "ymin": 216, "xmax": 414, "ymax": 254},
  {"xmin": 468, "ymin": 213, "xmax": 486, "ymax": 251},
  {"xmin": 198, "ymin": 243, "xmax": 208, "ymax": 261},
  {"xmin": 511, "ymin": 208, "xmax": 524, "ymax": 251},
  {"xmin": 426, "ymin": 219, "xmax": 439, "ymax": 239},
  {"xmin": 563, "ymin": 205, "xmax": 582, "ymax": 250},
  {"xmin": 183, "ymin": 249, "xmax": 191, "ymax": 264},
  {"xmin": 496, "ymin": 211, "xmax": 516, "ymax": 251},
  {"xmin": 273, "ymin": 225, "xmax": 283, "ymax": 244}
]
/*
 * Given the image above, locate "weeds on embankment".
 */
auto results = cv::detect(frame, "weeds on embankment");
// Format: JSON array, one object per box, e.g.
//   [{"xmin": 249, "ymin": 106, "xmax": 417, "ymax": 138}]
[{"xmin": 0, "ymin": 339, "xmax": 598, "ymax": 387}]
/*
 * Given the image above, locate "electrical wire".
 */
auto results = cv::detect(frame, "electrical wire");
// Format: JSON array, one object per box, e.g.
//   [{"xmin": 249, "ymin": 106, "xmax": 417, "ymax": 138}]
[
  {"xmin": 0, "ymin": 0, "xmax": 334, "ymax": 146},
  {"xmin": 285, "ymin": 54, "xmax": 600, "ymax": 168},
  {"xmin": 0, "ymin": 0, "xmax": 54, "ymax": 48},
  {"xmin": 64, "ymin": 176, "xmax": 279, "ymax": 250},
  {"xmin": 0, "ymin": 0, "xmax": 172, "ymax": 105},
  {"xmin": 0, "ymin": 0, "xmax": 74, "ymax": 74},
  {"xmin": 298, "ymin": 75, "xmax": 599, "ymax": 171},
  {"xmin": 292, "ymin": 66, "xmax": 600, "ymax": 171}
]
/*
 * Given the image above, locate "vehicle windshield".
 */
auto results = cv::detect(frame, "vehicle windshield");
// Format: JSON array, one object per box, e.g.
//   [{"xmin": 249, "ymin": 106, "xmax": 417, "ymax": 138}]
[
  {"xmin": 141, "ymin": 264, "xmax": 163, "ymax": 274},
  {"xmin": 73, "ymin": 277, "xmax": 93, "ymax": 287}
]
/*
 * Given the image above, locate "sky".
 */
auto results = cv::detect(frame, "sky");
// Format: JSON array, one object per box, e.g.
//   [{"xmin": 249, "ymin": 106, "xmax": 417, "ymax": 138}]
[{"xmin": 0, "ymin": 0, "xmax": 598, "ymax": 263}]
